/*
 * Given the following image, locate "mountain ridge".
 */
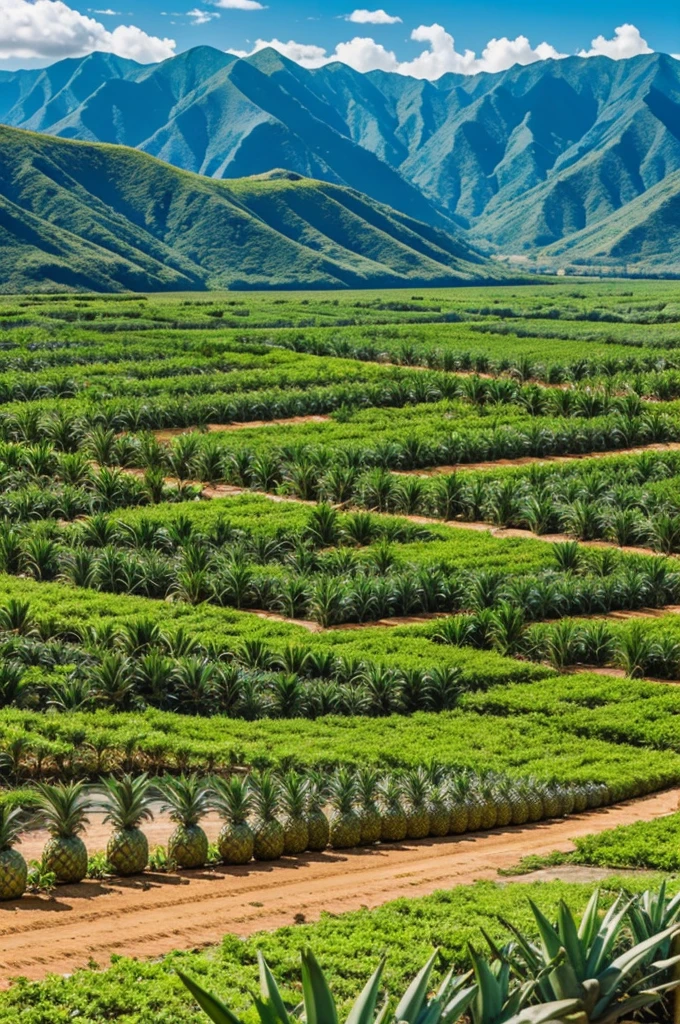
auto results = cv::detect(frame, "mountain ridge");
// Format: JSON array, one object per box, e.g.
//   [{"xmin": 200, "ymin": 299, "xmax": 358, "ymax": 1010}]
[{"xmin": 0, "ymin": 123, "xmax": 506, "ymax": 292}]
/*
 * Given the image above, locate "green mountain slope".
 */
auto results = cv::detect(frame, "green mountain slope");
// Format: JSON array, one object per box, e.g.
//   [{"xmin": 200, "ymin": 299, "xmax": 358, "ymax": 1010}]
[
  {"xmin": 537, "ymin": 170, "xmax": 680, "ymax": 273},
  {"xmin": 0, "ymin": 125, "xmax": 499, "ymax": 292}
]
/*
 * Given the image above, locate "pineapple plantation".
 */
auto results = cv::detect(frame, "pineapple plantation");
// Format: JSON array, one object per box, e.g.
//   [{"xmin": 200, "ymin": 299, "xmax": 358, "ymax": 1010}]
[{"xmin": 3, "ymin": 283, "xmax": 680, "ymax": 1022}]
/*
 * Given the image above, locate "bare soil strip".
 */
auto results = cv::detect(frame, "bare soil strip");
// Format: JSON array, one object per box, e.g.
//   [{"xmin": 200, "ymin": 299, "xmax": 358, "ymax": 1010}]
[
  {"xmin": 2, "ymin": 788, "xmax": 677, "ymax": 987},
  {"xmin": 152, "ymin": 415, "xmax": 330, "ymax": 442},
  {"xmin": 396, "ymin": 442, "xmax": 680, "ymax": 477}
]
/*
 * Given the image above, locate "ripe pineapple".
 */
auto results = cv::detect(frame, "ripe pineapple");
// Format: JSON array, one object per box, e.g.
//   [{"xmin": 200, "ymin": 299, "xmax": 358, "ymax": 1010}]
[
  {"xmin": 560, "ymin": 784, "xmax": 576, "ymax": 816},
  {"xmin": 378, "ymin": 776, "xmax": 407, "ymax": 843},
  {"xmin": 572, "ymin": 783, "xmax": 589, "ymax": 813},
  {"xmin": 428, "ymin": 785, "xmax": 450, "ymax": 837},
  {"xmin": 0, "ymin": 805, "xmax": 27, "ymax": 900},
  {"xmin": 251, "ymin": 771, "xmax": 285, "ymax": 861},
  {"xmin": 403, "ymin": 768, "xmax": 430, "ymax": 840},
  {"xmin": 158, "ymin": 774, "xmax": 211, "ymax": 869},
  {"xmin": 279, "ymin": 772, "xmax": 309, "ymax": 855},
  {"xmin": 328, "ymin": 768, "xmax": 361, "ymax": 849},
  {"xmin": 212, "ymin": 776, "xmax": 254, "ymax": 864},
  {"xmin": 491, "ymin": 778, "xmax": 512, "ymax": 828},
  {"xmin": 355, "ymin": 768, "xmax": 382, "ymax": 846},
  {"xmin": 100, "ymin": 773, "xmax": 154, "ymax": 876},
  {"xmin": 540, "ymin": 782, "xmax": 561, "ymax": 819},
  {"xmin": 305, "ymin": 772, "xmax": 329, "ymax": 852},
  {"xmin": 35, "ymin": 781, "xmax": 90, "ymax": 884},
  {"xmin": 521, "ymin": 780, "xmax": 544, "ymax": 822},
  {"xmin": 507, "ymin": 780, "xmax": 529, "ymax": 826},
  {"xmin": 478, "ymin": 782, "xmax": 498, "ymax": 830},
  {"xmin": 447, "ymin": 777, "xmax": 470, "ymax": 835}
]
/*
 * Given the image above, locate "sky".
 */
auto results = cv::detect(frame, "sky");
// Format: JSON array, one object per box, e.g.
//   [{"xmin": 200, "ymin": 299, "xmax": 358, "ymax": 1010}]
[{"xmin": 0, "ymin": 0, "xmax": 678, "ymax": 74}]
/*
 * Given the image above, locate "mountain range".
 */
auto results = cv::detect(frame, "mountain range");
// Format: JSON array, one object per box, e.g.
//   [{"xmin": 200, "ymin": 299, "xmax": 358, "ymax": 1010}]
[{"xmin": 0, "ymin": 46, "xmax": 679, "ymax": 279}]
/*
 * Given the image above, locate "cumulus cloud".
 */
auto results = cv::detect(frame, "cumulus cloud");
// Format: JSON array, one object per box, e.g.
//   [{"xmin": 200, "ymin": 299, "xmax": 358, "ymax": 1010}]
[
  {"xmin": 578, "ymin": 23, "xmax": 652, "ymax": 60},
  {"xmin": 0, "ymin": 0, "xmax": 175, "ymax": 62},
  {"xmin": 187, "ymin": 7, "xmax": 219, "ymax": 25},
  {"xmin": 229, "ymin": 25, "xmax": 565, "ymax": 77},
  {"xmin": 228, "ymin": 21, "xmax": 659, "ymax": 79},
  {"xmin": 346, "ymin": 8, "xmax": 401, "ymax": 24},
  {"xmin": 212, "ymin": 0, "xmax": 266, "ymax": 9}
]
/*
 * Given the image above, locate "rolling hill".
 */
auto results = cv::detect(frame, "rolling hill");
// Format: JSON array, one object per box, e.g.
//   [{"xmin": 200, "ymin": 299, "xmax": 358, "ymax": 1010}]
[
  {"xmin": 0, "ymin": 124, "xmax": 502, "ymax": 292},
  {"xmin": 1, "ymin": 47, "xmax": 679, "ymax": 269}
]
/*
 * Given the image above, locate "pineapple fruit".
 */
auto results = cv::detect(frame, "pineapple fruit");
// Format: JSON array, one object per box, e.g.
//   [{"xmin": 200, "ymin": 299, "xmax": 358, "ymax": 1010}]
[
  {"xmin": 212, "ymin": 775, "xmax": 254, "ymax": 865},
  {"xmin": 251, "ymin": 771, "xmax": 285, "ymax": 861},
  {"xmin": 378, "ymin": 777, "xmax": 407, "ymax": 842},
  {"xmin": 36, "ymin": 781, "xmax": 90, "ymax": 884},
  {"xmin": 158, "ymin": 773, "xmax": 211, "ymax": 869},
  {"xmin": 329, "ymin": 769, "xmax": 361, "ymax": 849},
  {"xmin": 305, "ymin": 773, "xmax": 330, "ymax": 852},
  {"xmin": 355, "ymin": 767, "xmax": 382, "ymax": 845},
  {"xmin": 0, "ymin": 805, "xmax": 27, "ymax": 900},
  {"xmin": 279, "ymin": 771, "xmax": 309, "ymax": 855},
  {"xmin": 403, "ymin": 768, "xmax": 430, "ymax": 840},
  {"xmin": 101, "ymin": 773, "xmax": 154, "ymax": 876}
]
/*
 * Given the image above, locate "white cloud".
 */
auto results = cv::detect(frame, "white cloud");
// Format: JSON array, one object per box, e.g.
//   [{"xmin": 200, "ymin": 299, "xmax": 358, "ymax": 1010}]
[
  {"xmin": 228, "ymin": 21, "xmax": 659, "ymax": 80},
  {"xmin": 229, "ymin": 25, "xmax": 565, "ymax": 77},
  {"xmin": 346, "ymin": 8, "xmax": 401, "ymax": 25},
  {"xmin": 0, "ymin": 0, "xmax": 175, "ymax": 62},
  {"xmin": 89, "ymin": 8, "xmax": 120, "ymax": 13},
  {"xmin": 578, "ymin": 23, "xmax": 652, "ymax": 60},
  {"xmin": 187, "ymin": 7, "xmax": 219, "ymax": 25},
  {"xmin": 212, "ymin": 0, "xmax": 266, "ymax": 9}
]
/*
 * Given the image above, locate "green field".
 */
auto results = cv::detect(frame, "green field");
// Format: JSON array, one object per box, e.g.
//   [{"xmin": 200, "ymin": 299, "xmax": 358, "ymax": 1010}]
[{"xmin": 4, "ymin": 281, "xmax": 680, "ymax": 1020}]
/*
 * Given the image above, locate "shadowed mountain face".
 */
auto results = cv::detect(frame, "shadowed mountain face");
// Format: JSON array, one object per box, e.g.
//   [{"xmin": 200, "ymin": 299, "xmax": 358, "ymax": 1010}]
[
  {"xmin": 1, "ymin": 47, "xmax": 679, "ymax": 264},
  {"xmin": 0, "ymin": 125, "xmax": 507, "ymax": 292}
]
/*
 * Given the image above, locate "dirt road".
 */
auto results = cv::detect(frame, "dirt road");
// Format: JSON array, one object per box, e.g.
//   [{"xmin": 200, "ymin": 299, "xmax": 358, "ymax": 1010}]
[{"xmin": 1, "ymin": 787, "xmax": 677, "ymax": 986}]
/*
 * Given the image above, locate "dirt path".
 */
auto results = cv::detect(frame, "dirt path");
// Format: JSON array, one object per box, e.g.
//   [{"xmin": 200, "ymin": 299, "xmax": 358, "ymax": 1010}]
[
  {"xmin": 2, "ymin": 788, "xmax": 677, "ymax": 986},
  {"xmin": 152, "ymin": 415, "xmax": 330, "ymax": 442}
]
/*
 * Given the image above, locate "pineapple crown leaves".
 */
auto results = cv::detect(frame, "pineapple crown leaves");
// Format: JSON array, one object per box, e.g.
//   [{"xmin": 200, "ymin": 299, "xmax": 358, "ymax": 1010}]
[
  {"xmin": 278, "ymin": 771, "xmax": 309, "ymax": 819},
  {"xmin": 34, "ymin": 780, "xmax": 91, "ymax": 838},
  {"xmin": 377, "ymin": 775, "xmax": 404, "ymax": 812},
  {"xmin": 304, "ymin": 768, "xmax": 330, "ymax": 814},
  {"xmin": 329, "ymin": 767, "xmax": 358, "ymax": 814},
  {"xmin": 0, "ymin": 804, "xmax": 25, "ymax": 850},
  {"xmin": 402, "ymin": 768, "xmax": 430, "ymax": 810},
  {"xmin": 211, "ymin": 775, "xmax": 252, "ymax": 825},
  {"xmin": 250, "ymin": 770, "xmax": 282, "ymax": 822},
  {"xmin": 99, "ymin": 772, "xmax": 155, "ymax": 831},
  {"xmin": 157, "ymin": 773, "xmax": 212, "ymax": 827},
  {"xmin": 355, "ymin": 766, "xmax": 381, "ymax": 809}
]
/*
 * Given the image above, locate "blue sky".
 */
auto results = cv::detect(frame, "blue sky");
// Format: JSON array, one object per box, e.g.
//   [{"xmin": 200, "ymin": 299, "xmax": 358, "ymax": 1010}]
[{"xmin": 0, "ymin": 0, "xmax": 678, "ymax": 72}]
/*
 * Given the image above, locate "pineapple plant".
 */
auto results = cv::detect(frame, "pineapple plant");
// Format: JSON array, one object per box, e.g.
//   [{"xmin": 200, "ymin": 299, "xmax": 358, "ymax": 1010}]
[
  {"xmin": 521, "ymin": 779, "xmax": 544, "ymax": 822},
  {"xmin": 540, "ymin": 781, "xmax": 561, "ymax": 819},
  {"xmin": 428, "ymin": 785, "xmax": 450, "ymax": 837},
  {"xmin": 447, "ymin": 776, "xmax": 470, "ymax": 835},
  {"xmin": 100, "ymin": 773, "xmax": 154, "ymax": 876},
  {"xmin": 403, "ymin": 768, "xmax": 431, "ymax": 840},
  {"xmin": 251, "ymin": 771, "xmax": 285, "ymax": 861},
  {"xmin": 491, "ymin": 777, "xmax": 512, "ymax": 828},
  {"xmin": 0, "ymin": 805, "xmax": 27, "ymax": 900},
  {"xmin": 560, "ymin": 783, "xmax": 576, "ymax": 816},
  {"xmin": 478, "ymin": 781, "xmax": 498, "ymax": 831},
  {"xmin": 158, "ymin": 774, "xmax": 211, "ymax": 869},
  {"xmin": 279, "ymin": 772, "xmax": 309, "ymax": 855},
  {"xmin": 328, "ymin": 768, "xmax": 361, "ymax": 849},
  {"xmin": 355, "ymin": 767, "xmax": 382, "ymax": 845},
  {"xmin": 506, "ymin": 779, "xmax": 530, "ymax": 826},
  {"xmin": 572, "ymin": 783, "xmax": 589, "ymax": 813},
  {"xmin": 305, "ymin": 772, "xmax": 330, "ymax": 852},
  {"xmin": 35, "ymin": 781, "xmax": 90, "ymax": 884},
  {"xmin": 211, "ymin": 776, "xmax": 254, "ymax": 865},
  {"xmin": 378, "ymin": 776, "xmax": 407, "ymax": 843}
]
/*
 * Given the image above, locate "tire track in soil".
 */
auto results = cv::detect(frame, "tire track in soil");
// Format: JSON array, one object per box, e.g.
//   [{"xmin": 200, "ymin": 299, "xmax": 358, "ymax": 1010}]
[{"xmin": 2, "ymin": 788, "xmax": 678, "ymax": 986}]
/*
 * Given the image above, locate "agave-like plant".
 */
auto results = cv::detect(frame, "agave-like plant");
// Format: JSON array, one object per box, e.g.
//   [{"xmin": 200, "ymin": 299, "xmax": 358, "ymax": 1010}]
[
  {"xmin": 499, "ymin": 889, "xmax": 680, "ymax": 1023},
  {"xmin": 100, "ymin": 773, "xmax": 154, "ymax": 876},
  {"xmin": 179, "ymin": 946, "xmax": 476, "ymax": 1024},
  {"xmin": 35, "ymin": 780, "xmax": 91, "ymax": 883},
  {"xmin": 157, "ymin": 773, "xmax": 212, "ymax": 869}
]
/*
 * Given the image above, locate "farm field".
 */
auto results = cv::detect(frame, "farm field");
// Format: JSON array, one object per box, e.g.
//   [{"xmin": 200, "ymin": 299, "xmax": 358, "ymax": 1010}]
[{"xmin": 4, "ymin": 280, "xmax": 680, "ymax": 1021}]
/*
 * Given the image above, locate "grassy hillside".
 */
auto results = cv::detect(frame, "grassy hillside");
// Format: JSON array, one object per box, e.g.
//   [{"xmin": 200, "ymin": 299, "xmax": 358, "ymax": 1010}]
[
  {"xmin": 537, "ymin": 170, "xmax": 680, "ymax": 274},
  {"xmin": 0, "ymin": 125, "xmax": 502, "ymax": 292}
]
